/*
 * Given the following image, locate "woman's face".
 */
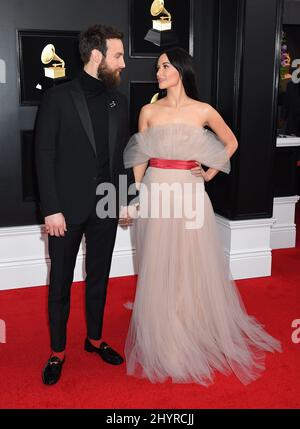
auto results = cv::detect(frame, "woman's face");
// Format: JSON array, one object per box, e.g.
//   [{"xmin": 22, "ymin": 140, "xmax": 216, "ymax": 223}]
[{"xmin": 156, "ymin": 53, "xmax": 181, "ymax": 90}]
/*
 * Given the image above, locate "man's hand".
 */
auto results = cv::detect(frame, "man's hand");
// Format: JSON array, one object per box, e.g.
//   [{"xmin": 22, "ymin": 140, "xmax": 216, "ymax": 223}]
[{"xmin": 44, "ymin": 213, "xmax": 67, "ymax": 237}]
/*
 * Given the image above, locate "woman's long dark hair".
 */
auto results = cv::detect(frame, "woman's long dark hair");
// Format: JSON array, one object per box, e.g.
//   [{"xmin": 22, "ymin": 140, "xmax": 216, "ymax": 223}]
[{"xmin": 155, "ymin": 47, "xmax": 200, "ymax": 101}]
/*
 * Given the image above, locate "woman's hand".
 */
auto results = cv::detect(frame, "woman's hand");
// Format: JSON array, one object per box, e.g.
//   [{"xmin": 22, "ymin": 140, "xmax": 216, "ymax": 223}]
[{"xmin": 190, "ymin": 162, "xmax": 211, "ymax": 182}]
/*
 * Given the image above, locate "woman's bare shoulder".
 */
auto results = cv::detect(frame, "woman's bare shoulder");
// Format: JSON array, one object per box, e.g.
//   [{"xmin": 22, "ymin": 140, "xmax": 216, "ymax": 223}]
[
  {"xmin": 138, "ymin": 103, "xmax": 159, "ymax": 130},
  {"xmin": 139, "ymin": 103, "xmax": 155, "ymax": 120},
  {"xmin": 140, "ymin": 102, "xmax": 155, "ymax": 112},
  {"xmin": 142, "ymin": 98, "xmax": 166, "ymax": 110},
  {"xmin": 139, "ymin": 101, "xmax": 162, "ymax": 120},
  {"xmin": 192, "ymin": 100, "xmax": 212, "ymax": 112}
]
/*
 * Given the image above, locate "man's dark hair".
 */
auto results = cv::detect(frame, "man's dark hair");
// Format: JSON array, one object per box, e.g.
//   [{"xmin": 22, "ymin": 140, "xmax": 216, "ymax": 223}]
[{"xmin": 79, "ymin": 24, "xmax": 124, "ymax": 64}]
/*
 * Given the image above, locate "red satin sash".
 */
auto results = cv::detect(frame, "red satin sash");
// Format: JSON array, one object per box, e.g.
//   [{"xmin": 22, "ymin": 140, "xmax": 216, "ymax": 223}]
[{"xmin": 149, "ymin": 158, "xmax": 198, "ymax": 169}]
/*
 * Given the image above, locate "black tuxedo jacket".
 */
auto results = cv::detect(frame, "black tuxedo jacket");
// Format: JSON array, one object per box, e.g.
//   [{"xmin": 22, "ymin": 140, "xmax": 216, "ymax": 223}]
[{"xmin": 35, "ymin": 78, "xmax": 135, "ymax": 224}]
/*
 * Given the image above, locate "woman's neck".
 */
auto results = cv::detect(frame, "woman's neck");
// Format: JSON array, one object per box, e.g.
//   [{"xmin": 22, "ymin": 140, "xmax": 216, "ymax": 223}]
[{"xmin": 165, "ymin": 85, "xmax": 189, "ymax": 108}]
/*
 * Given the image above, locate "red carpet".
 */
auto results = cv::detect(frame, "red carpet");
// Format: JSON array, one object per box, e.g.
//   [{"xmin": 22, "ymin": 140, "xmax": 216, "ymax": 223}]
[{"xmin": 0, "ymin": 207, "xmax": 299, "ymax": 409}]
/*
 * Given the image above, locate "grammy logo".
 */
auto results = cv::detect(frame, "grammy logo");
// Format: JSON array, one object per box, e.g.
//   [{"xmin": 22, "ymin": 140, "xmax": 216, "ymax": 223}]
[
  {"xmin": 41, "ymin": 44, "xmax": 66, "ymax": 79},
  {"xmin": 144, "ymin": 0, "xmax": 178, "ymax": 47}
]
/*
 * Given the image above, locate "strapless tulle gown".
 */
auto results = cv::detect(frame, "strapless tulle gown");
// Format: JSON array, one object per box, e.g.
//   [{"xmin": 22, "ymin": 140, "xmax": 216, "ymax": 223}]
[{"xmin": 123, "ymin": 123, "xmax": 281, "ymax": 385}]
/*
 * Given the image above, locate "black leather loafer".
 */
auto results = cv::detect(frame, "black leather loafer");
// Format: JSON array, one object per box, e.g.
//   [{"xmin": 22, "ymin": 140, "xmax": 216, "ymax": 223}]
[
  {"xmin": 84, "ymin": 338, "xmax": 124, "ymax": 365},
  {"xmin": 42, "ymin": 356, "xmax": 65, "ymax": 385}
]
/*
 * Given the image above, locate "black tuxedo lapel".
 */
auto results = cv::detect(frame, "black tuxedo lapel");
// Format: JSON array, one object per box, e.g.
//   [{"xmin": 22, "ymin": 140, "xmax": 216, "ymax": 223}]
[
  {"xmin": 70, "ymin": 80, "xmax": 97, "ymax": 156},
  {"xmin": 107, "ymin": 93, "xmax": 118, "ymax": 174}
]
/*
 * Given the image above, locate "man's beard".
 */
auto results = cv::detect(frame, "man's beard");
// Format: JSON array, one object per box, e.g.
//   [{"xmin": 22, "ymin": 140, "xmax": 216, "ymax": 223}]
[{"xmin": 97, "ymin": 58, "xmax": 121, "ymax": 89}]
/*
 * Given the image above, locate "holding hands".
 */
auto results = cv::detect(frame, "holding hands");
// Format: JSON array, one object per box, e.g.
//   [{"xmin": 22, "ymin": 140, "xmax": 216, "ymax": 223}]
[{"xmin": 118, "ymin": 204, "xmax": 139, "ymax": 227}]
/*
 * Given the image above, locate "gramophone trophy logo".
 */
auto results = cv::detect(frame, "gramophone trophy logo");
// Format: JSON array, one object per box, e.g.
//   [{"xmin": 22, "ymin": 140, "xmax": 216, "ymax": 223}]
[
  {"xmin": 144, "ymin": 0, "xmax": 178, "ymax": 47},
  {"xmin": 41, "ymin": 44, "xmax": 66, "ymax": 79}
]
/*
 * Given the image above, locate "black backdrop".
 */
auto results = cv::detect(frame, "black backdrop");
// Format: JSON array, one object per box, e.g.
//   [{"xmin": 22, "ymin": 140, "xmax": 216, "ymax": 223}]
[
  {"xmin": 0, "ymin": 0, "xmax": 215, "ymax": 227},
  {"xmin": 0, "ymin": 0, "xmax": 284, "ymax": 227}
]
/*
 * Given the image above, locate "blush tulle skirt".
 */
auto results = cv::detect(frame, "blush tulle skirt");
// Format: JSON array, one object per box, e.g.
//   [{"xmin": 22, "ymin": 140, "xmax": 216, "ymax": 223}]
[{"xmin": 125, "ymin": 167, "xmax": 281, "ymax": 385}]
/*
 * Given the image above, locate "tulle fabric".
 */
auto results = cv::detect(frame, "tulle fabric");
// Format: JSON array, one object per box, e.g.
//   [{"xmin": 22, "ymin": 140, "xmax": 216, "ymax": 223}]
[
  {"xmin": 123, "ymin": 123, "xmax": 231, "ymax": 174},
  {"xmin": 123, "ymin": 123, "xmax": 281, "ymax": 385}
]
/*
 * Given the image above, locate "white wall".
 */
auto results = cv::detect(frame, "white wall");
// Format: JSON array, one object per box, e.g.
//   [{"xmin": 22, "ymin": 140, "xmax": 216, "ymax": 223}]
[{"xmin": 0, "ymin": 225, "xmax": 136, "ymax": 291}]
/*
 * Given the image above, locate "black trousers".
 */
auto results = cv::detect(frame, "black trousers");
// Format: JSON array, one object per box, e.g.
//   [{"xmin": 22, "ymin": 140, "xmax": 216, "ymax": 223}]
[{"xmin": 48, "ymin": 208, "xmax": 118, "ymax": 352}]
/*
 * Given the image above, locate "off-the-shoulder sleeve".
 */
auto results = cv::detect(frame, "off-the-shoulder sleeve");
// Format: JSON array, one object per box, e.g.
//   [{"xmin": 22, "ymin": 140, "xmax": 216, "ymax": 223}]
[
  {"xmin": 123, "ymin": 132, "xmax": 151, "ymax": 168},
  {"xmin": 195, "ymin": 128, "xmax": 231, "ymax": 174}
]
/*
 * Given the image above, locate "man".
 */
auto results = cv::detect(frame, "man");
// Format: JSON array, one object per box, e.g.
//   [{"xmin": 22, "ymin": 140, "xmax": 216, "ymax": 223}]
[{"xmin": 35, "ymin": 24, "xmax": 135, "ymax": 385}]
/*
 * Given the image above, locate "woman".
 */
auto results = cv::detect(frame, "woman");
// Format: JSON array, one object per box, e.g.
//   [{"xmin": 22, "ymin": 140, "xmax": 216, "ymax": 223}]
[{"xmin": 123, "ymin": 47, "xmax": 281, "ymax": 385}]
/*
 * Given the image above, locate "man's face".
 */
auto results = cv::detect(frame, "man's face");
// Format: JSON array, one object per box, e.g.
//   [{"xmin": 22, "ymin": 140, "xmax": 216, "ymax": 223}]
[{"xmin": 97, "ymin": 38, "xmax": 125, "ymax": 88}]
